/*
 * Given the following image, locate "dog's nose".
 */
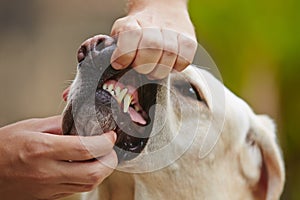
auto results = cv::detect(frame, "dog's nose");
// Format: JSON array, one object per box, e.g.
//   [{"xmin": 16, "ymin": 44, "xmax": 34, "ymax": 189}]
[{"xmin": 77, "ymin": 35, "xmax": 114, "ymax": 62}]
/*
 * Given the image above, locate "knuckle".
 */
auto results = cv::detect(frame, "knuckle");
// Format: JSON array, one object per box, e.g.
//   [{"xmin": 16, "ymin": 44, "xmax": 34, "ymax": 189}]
[
  {"xmin": 142, "ymin": 38, "xmax": 163, "ymax": 49},
  {"xmin": 122, "ymin": 24, "xmax": 139, "ymax": 32},
  {"xmin": 113, "ymin": 17, "xmax": 126, "ymax": 25},
  {"xmin": 75, "ymin": 146, "xmax": 92, "ymax": 159},
  {"xmin": 180, "ymin": 37, "xmax": 197, "ymax": 51},
  {"xmin": 164, "ymin": 42, "xmax": 178, "ymax": 54},
  {"xmin": 88, "ymin": 169, "xmax": 104, "ymax": 184},
  {"xmin": 113, "ymin": 18, "xmax": 140, "ymax": 33},
  {"xmin": 21, "ymin": 139, "xmax": 49, "ymax": 160},
  {"xmin": 128, "ymin": 28, "xmax": 142, "ymax": 37}
]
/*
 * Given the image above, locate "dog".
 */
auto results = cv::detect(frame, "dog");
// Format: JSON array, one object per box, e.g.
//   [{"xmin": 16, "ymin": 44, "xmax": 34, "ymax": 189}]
[{"xmin": 62, "ymin": 35, "xmax": 285, "ymax": 200}]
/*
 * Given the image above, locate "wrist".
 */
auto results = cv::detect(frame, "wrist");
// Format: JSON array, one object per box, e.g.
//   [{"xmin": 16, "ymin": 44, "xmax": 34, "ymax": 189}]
[{"xmin": 127, "ymin": 0, "xmax": 188, "ymax": 14}]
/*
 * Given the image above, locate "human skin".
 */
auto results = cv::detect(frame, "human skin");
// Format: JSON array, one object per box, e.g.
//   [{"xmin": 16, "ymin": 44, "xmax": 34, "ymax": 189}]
[
  {"xmin": 0, "ymin": 0, "xmax": 196, "ymax": 199},
  {"xmin": 111, "ymin": 0, "xmax": 197, "ymax": 79},
  {"xmin": 0, "ymin": 116, "xmax": 117, "ymax": 200}
]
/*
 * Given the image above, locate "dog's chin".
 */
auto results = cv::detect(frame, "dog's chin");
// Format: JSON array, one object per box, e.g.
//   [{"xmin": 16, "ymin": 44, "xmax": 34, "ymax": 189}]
[{"xmin": 62, "ymin": 67, "xmax": 158, "ymax": 162}]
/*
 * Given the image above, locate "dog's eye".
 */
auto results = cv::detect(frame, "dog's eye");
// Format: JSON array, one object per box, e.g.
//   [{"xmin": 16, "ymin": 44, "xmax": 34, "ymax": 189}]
[{"xmin": 174, "ymin": 83, "xmax": 203, "ymax": 102}]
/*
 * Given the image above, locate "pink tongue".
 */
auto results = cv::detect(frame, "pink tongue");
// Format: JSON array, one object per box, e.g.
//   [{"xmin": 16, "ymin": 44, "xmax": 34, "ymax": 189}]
[{"xmin": 128, "ymin": 107, "xmax": 146, "ymax": 125}]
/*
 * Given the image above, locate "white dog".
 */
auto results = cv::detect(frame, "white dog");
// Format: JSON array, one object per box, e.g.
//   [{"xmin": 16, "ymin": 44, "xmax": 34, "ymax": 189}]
[{"xmin": 62, "ymin": 35, "xmax": 285, "ymax": 200}]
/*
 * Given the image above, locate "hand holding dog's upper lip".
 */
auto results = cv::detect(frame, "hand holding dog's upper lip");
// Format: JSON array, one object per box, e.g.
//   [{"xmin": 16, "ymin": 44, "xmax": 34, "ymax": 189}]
[{"xmin": 62, "ymin": 36, "xmax": 157, "ymax": 161}]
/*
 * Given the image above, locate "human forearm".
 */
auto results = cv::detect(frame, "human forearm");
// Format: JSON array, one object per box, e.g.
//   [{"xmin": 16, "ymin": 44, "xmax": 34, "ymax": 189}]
[{"xmin": 127, "ymin": 0, "xmax": 188, "ymax": 13}]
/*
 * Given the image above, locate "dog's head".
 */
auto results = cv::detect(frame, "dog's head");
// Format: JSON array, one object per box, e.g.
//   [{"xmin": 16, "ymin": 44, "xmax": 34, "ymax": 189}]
[
  {"xmin": 62, "ymin": 35, "xmax": 159, "ymax": 161},
  {"xmin": 62, "ymin": 35, "xmax": 285, "ymax": 199}
]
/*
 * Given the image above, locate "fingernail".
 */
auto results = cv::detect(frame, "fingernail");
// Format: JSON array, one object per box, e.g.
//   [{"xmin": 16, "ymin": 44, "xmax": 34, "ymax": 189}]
[
  {"xmin": 106, "ymin": 131, "xmax": 117, "ymax": 143},
  {"xmin": 111, "ymin": 132, "xmax": 117, "ymax": 142},
  {"xmin": 111, "ymin": 62, "xmax": 124, "ymax": 70}
]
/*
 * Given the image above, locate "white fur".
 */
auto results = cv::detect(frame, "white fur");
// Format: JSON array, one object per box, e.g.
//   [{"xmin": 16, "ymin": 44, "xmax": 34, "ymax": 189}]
[{"xmin": 64, "ymin": 65, "xmax": 285, "ymax": 200}]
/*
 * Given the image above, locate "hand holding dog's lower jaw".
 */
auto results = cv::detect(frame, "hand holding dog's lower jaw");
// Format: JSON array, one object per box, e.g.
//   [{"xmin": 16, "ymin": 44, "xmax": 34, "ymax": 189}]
[
  {"xmin": 0, "ymin": 116, "xmax": 118, "ymax": 200},
  {"xmin": 110, "ymin": 0, "xmax": 197, "ymax": 80}
]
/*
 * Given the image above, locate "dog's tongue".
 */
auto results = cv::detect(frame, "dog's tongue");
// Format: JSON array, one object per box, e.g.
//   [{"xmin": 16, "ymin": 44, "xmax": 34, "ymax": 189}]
[{"xmin": 128, "ymin": 107, "xmax": 146, "ymax": 125}]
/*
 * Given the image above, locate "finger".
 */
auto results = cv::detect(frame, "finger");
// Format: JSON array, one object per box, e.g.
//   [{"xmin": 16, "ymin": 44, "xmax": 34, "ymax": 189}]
[
  {"xmin": 49, "ymin": 131, "xmax": 116, "ymax": 161},
  {"xmin": 29, "ymin": 116, "xmax": 63, "ymax": 135},
  {"xmin": 56, "ymin": 183, "xmax": 94, "ymax": 193},
  {"xmin": 58, "ymin": 151, "xmax": 117, "ymax": 185},
  {"xmin": 48, "ymin": 193, "xmax": 74, "ymax": 200},
  {"xmin": 173, "ymin": 33, "xmax": 197, "ymax": 72},
  {"xmin": 132, "ymin": 27, "xmax": 163, "ymax": 74},
  {"xmin": 110, "ymin": 18, "xmax": 142, "ymax": 70},
  {"xmin": 148, "ymin": 29, "xmax": 178, "ymax": 79}
]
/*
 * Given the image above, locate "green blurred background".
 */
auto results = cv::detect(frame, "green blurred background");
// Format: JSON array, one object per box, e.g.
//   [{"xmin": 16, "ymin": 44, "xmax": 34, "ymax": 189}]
[
  {"xmin": 190, "ymin": 1, "xmax": 300, "ymax": 199},
  {"xmin": 0, "ymin": 0, "xmax": 299, "ymax": 199}
]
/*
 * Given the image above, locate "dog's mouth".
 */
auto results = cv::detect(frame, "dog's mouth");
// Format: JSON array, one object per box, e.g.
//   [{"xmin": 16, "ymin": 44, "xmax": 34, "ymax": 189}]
[
  {"xmin": 63, "ymin": 66, "xmax": 158, "ymax": 162},
  {"xmin": 97, "ymin": 67, "xmax": 157, "ymax": 161},
  {"xmin": 101, "ymin": 75, "xmax": 147, "ymax": 126}
]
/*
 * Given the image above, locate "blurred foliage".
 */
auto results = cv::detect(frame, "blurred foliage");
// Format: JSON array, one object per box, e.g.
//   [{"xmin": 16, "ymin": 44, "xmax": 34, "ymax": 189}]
[{"xmin": 188, "ymin": 0, "xmax": 300, "ymax": 199}]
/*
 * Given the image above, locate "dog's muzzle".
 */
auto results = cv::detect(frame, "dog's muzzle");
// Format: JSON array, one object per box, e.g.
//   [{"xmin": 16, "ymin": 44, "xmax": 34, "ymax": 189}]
[{"xmin": 62, "ymin": 36, "xmax": 158, "ymax": 162}]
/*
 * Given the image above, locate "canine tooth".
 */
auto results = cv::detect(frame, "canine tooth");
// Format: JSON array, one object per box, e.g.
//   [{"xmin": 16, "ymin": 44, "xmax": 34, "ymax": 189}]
[
  {"xmin": 110, "ymin": 90, "xmax": 115, "ymax": 96},
  {"xmin": 116, "ymin": 88, "xmax": 128, "ymax": 103},
  {"xmin": 108, "ymin": 84, "xmax": 114, "ymax": 92},
  {"xmin": 103, "ymin": 83, "xmax": 108, "ymax": 90},
  {"xmin": 115, "ymin": 86, "xmax": 121, "ymax": 96},
  {"xmin": 123, "ymin": 94, "xmax": 132, "ymax": 113}
]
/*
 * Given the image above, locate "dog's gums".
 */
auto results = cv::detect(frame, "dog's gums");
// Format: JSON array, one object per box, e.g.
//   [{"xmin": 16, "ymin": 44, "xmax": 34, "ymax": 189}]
[
  {"xmin": 102, "ymin": 80, "xmax": 146, "ymax": 125},
  {"xmin": 94, "ymin": 68, "xmax": 158, "ymax": 161}
]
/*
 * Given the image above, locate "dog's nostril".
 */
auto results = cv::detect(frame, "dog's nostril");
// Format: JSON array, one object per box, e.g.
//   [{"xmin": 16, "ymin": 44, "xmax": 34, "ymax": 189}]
[
  {"xmin": 96, "ymin": 37, "xmax": 106, "ymax": 46},
  {"xmin": 95, "ymin": 38, "xmax": 107, "ymax": 52},
  {"xmin": 77, "ymin": 45, "xmax": 87, "ymax": 62}
]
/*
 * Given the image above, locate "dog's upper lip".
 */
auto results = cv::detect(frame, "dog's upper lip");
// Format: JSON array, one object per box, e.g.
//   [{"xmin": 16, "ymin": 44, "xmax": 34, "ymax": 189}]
[
  {"xmin": 93, "ymin": 67, "xmax": 158, "ymax": 161},
  {"xmin": 101, "ymin": 79, "xmax": 147, "ymax": 125},
  {"xmin": 62, "ymin": 36, "xmax": 158, "ymax": 161}
]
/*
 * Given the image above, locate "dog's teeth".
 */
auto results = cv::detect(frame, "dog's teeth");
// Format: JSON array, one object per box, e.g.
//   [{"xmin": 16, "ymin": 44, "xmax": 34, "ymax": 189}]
[
  {"xmin": 110, "ymin": 90, "xmax": 115, "ymax": 96},
  {"xmin": 115, "ymin": 86, "xmax": 121, "ymax": 96},
  {"xmin": 134, "ymin": 105, "xmax": 140, "ymax": 112},
  {"xmin": 108, "ymin": 84, "xmax": 114, "ymax": 92},
  {"xmin": 123, "ymin": 94, "xmax": 132, "ymax": 113},
  {"xmin": 117, "ymin": 88, "xmax": 128, "ymax": 103},
  {"xmin": 103, "ymin": 83, "xmax": 108, "ymax": 90}
]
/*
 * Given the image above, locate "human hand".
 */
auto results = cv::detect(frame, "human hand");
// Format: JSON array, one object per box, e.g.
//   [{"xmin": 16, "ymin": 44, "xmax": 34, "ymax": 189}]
[
  {"xmin": 0, "ymin": 116, "xmax": 117, "ymax": 200},
  {"xmin": 110, "ymin": 0, "xmax": 197, "ymax": 79}
]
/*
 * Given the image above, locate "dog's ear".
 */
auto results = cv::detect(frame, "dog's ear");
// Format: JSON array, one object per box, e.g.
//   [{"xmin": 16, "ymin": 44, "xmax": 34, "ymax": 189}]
[{"xmin": 239, "ymin": 115, "xmax": 285, "ymax": 200}]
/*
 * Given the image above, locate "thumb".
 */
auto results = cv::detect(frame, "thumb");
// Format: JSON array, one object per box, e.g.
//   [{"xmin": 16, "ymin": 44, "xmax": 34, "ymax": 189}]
[{"xmin": 38, "ymin": 115, "xmax": 63, "ymax": 135}]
